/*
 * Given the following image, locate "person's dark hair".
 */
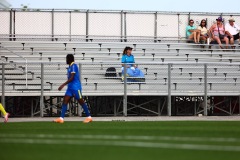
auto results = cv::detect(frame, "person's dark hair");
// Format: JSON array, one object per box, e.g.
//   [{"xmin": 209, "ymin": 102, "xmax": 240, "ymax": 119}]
[
  {"xmin": 189, "ymin": 19, "xmax": 194, "ymax": 25},
  {"xmin": 123, "ymin": 46, "xmax": 133, "ymax": 55},
  {"xmin": 66, "ymin": 54, "xmax": 74, "ymax": 64},
  {"xmin": 199, "ymin": 19, "xmax": 207, "ymax": 28}
]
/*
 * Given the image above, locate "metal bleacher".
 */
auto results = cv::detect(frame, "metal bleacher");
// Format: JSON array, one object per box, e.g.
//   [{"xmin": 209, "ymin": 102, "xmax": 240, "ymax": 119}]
[{"xmin": 1, "ymin": 39, "xmax": 240, "ymax": 116}]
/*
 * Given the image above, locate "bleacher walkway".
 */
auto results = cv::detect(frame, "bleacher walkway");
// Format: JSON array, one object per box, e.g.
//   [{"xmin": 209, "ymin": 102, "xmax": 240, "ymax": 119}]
[{"xmin": 5, "ymin": 116, "xmax": 240, "ymax": 123}]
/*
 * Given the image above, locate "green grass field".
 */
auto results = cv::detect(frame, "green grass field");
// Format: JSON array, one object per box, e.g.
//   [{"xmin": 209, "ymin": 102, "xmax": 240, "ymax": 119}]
[{"xmin": 0, "ymin": 121, "xmax": 240, "ymax": 160}]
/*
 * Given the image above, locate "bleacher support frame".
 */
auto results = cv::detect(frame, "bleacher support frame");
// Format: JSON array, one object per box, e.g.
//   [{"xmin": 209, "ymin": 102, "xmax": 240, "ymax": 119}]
[{"xmin": 2, "ymin": 61, "xmax": 240, "ymax": 117}]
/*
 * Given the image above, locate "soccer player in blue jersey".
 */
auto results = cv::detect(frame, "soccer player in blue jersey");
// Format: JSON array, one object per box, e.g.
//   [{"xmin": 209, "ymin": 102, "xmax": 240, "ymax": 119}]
[{"xmin": 54, "ymin": 54, "xmax": 92, "ymax": 123}]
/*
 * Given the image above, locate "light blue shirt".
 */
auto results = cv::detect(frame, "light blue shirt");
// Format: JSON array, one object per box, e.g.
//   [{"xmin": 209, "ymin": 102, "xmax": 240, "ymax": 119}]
[
  {"xmin": 186, "ymin": 25, "xmax": 196, "ymax": 37},
  {"xmin": 121, "ymin": 54, "xmax": 135, "ymax": 67}
]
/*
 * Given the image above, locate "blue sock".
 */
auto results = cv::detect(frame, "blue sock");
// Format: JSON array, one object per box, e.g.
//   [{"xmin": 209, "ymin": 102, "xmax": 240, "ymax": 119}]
[
  {"xmin": 60, "ymin": 104, "xmax": 67, "ymax": 118},
  {"xmin": 82, "ymin": 103, "xmax": 90, "ymax": 117}
]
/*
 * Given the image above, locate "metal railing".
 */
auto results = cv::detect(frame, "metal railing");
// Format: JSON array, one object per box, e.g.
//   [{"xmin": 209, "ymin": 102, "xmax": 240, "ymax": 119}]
[
  {"xmin": 1, "ymin": 46, "xmax": 28, "ymax": 88},
  {"xmin": 1, "ymin": 61, "xmax": 240, "ymax": 116},
  {"xmin": 1, "ymin": 8, "xmax": 240, "ymax": 42}
]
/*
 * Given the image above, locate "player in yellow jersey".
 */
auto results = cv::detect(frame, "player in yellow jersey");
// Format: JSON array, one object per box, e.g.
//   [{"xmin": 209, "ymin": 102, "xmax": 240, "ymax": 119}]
[{"xmin": 0, "ymin": 103, "xmax": 9, "ymax": 123}]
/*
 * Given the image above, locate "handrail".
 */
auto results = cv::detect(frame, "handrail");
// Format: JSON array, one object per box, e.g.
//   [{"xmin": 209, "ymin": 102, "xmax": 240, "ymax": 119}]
[
  {"xmin": 0, "ymin": 34, "xmax": 184, "ymax": 41},
  {"xmin": 1, "ymin": 46, "xmax": 28, "ymax": 88}
]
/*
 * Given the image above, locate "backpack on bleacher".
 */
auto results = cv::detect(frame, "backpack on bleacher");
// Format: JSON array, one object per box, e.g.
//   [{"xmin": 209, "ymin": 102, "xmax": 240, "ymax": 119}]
[{"xmin": 105, "ymin": 67, "xmax": 117, "ymax": 77}]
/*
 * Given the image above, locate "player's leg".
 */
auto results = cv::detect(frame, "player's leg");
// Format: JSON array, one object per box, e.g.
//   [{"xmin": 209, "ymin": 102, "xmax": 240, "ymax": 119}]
[
  {"xmin": 75, "ymin": 89, "xmax": 92, "ymax": 123},
  {"xmin": 54, "ymin": 90, "xmax": 72, "ymax": 123},
  {"xmin": 0, "ymin": 103, "xmax": 9, "ymax": 123}
]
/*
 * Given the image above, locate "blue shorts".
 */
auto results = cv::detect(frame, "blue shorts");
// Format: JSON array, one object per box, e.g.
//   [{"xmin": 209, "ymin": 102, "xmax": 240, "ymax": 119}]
[{"xmin": 65, "ymin": 88, "xmax": 83, "ymax": 100}]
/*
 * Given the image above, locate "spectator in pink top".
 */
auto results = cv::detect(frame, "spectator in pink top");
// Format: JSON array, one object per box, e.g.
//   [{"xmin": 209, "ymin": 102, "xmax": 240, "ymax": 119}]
[{"xmin": 209, "ymin": 17, "xmax": 230, "ymax": 49}]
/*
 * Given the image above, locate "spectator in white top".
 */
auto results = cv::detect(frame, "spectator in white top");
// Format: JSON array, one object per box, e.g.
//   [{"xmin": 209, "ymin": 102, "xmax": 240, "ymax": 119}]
[{"xmin": 225, "ymin": 17, "xmax": 240, "ymax": 45}]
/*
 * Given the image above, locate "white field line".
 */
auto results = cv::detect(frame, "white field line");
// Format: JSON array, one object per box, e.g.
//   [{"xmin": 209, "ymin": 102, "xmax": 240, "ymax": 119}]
[
  {"xmin": 1, "ymin": 138, "xmax": 240, "ymax": 152},
  {"xmin": 0, "ymin": 134, "xmax": 239, "ymax": 143},
  {"xmin": 0, "ymin": 134, "xmax": 240, "ymax": 152}
]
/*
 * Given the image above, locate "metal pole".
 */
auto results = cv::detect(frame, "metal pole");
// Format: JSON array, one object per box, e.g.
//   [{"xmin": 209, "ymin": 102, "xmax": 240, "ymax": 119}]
[
  {"xmin": 78, "ymin": 63, "xmax": 82, "ymax": 116},
  {"xmin": 229, "ymin": 98, "xmax": 232, "ymax": 115},
  {"xmin": 9, "ymin": 9, "xmax": 13, "ymax": 41},
  {"xmin": 86, "ymin": 10, "xmax": 89, "ymax": 42},
  {"xmin": 177, "ymin": 13, "xmax": 180, "ymax": 43},
  {"xmin": 120, "ymin": 10, "xmax": 123, "ymax": 42},
  {"xmin": 158, "ymin": 99, "xmax": 161, "ymax": 116},
  {"xmin": 114, "ymin": 98, "xmax": 117, "ymax": 116},
  {"xmin": 194, "ymin": 97, "xmax": 196, "ymax": 115},
  {"xmin": 13, "ymin": 9, "xmax": 15, "ymax": 41},
  {"xmin": 31, "ymin": 98, "xmax": 33, "ymax": 117},
  {"xmin": 204, "ymin": 64, "xmax": 208, "ymax": 116},
  {"xmin": 40, "ymin": 63, "xmax": 44, "ymax": 117},
  {"xmin": 69, "ymin": 11, "xmax": 72, "ymax": 41},
  {"xmin": 168, "ymin": 63, "xmax": 172, "ymax": 116},
  {"xmin": 239, "ymin": 96, "xmax": 240, "ymax": 115},
  {"xmin": 123, "ymin": 63, "xmax": 127, "ymax": 116},
  {"xmin": 154, "ymin": 12, "xmax": 157, "ymax": 43},
  {"xmin": 52, "ymin": 9, "xmax": 54, "ymax": 41},
  {"xmin": 25, "ymin": 59, "xmax": 28, "ymax": 88},
  {"xmin": 124, "ymin": 12, "xmax": 127, "ymax": 42},
  {"xmin": 1, "ymin": 63, "xmax": 5, "ymax": 108}
]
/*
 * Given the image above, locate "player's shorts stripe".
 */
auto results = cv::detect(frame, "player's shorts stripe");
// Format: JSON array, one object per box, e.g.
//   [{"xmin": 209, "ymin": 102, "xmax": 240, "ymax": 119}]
[{"xmin": 78, "ymin": 90, "xmax": 82, "ymax": 99}]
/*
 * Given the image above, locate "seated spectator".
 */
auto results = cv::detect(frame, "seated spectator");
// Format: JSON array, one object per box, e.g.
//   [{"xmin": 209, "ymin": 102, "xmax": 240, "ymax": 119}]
[
  {"xmin": 225, "ymin": 17, "xmax": 240, "ymax": 45},
  {"xmin": 121, "ymin": 46, "xmax": 144, "ymax": 82},
  {"xmin": 197, "ymin": 19, "xmax": 209, "ymax": 44},
  {"xmin": 186, "ymin": 19, "xmax": 201, "ymax": 43},
  {"xmin": 209, "ymin": 17, "xmax": 230, "ymax": 49}
]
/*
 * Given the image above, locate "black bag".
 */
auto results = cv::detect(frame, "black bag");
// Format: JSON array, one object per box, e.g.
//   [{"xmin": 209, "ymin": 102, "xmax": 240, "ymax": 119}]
[
  {"xmin": 219, "ymin": 34, "xmax": 225, "ymax": 39},
  {"xmin": 217, "ymin": 25, "xmax": 225, "ymax": 39},
  {"xmin": 105, "ymin": 67, "xmax": 117, "ymax": 77}
]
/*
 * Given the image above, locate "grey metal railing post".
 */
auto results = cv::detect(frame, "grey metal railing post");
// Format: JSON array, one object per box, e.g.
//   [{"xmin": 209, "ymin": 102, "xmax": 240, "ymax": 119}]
[
  {"xmin": 177, "ymin": 13, "xmax": 180, "ymax": 43},
  {"xmin": 78, "ymin": 63, "xmax": 82, "ymax": 116},
  {"xmin": 123, "ymin": 63, "xmax": 127, "ymax": 116},
  {"xmin": 121, "ymin": 10, "xmax": 124, "ymax": 42},
  {"xmin": 9, "ymin": 9, "xmax": 13, "ymax": 41},
  {"xmin": 124, "ymin": 12, "xmax": 127, "ymax": 42},
  {"xmin": 168, "ymin": 63, "xmax": 172, "ymax": 116},
  {"xmin": 188, "ymin": 12, "xmax": 191, "ymax": 22},
  {"xmin": 204, "ymin": 64, "xmax": 208, "ymax": 116},
  {"xmin": 51, "ymin": 9, "xmax": 54, "ymax": 41},
  {"xmin": 1, "ymin": 63, "xmax": 5, "ymax": 108},
  {"xmin": 194, "ymin": 97, "xmax": 197, "ymax": 115},
  {"xmin": 86, "ymin": 10, "xmax": 89, "ymax": 42},
  {"xmin": 114, "ymin": 98, "xmax": 117, "ymax": 116},
  {"xmin": 13, "ymin": 9, "xmax": 15, "ymax": 41},
  {"xmin": 154, "ymin": 12, "xmax": 158, "ymax": 43},
  {"xmin": 69, "ymin": 11, "xmax": 72, "ymax": 41},
  {"xmin": 239, "ymin": 96, "xmax": 240, "ymax": 115},
  {"xmin": 40, "ymin": 63, "xmax": 44, "ymax": 117}
]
